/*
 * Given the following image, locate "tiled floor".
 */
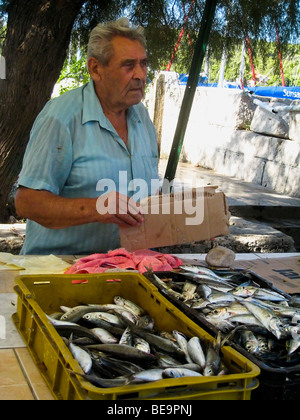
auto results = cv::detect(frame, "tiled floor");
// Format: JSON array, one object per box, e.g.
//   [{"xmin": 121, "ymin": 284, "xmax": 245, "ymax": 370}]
[
  {"xmin": 0, "ymin": 270, "xmax": 54, "ymax": 400},
  {"xmin": 0, "ymin": 348, "xmax": 53, "ymax": 400}
]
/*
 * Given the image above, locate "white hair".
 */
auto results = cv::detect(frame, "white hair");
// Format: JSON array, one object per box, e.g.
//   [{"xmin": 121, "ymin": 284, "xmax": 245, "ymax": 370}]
[{"xmin": 87, "ymin": 17, "xmax": 147, "ymax": 66}]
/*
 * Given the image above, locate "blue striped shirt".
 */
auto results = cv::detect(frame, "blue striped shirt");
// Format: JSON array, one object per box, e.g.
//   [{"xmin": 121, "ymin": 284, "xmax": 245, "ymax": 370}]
[{"xmin": 18, "ymin": 80, "xmax": 159, "ymax": 255}]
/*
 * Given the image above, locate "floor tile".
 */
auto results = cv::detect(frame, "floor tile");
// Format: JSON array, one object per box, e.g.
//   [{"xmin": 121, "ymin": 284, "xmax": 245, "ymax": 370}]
[
  {"xmin": 15, "ymin": 348, "xmax": 54, "ymax": 400},
  {"xmin": 0, "ymin": 384, "xmax": 34, "ymax": 400},
  {"xmin": 0, "ymin": 349, "xmax": 27, "ymax": 386}
]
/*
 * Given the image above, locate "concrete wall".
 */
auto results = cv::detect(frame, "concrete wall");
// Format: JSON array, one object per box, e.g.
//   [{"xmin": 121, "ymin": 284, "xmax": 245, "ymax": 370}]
[{"xmin": 146, "ymin": 72, "xmax": 300, "ymax": 198}]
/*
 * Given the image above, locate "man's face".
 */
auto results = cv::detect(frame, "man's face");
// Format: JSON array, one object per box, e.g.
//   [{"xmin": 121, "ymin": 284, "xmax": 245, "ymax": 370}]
[{"xmin": 93, "ymin": 36, "xmax": 148, "ymax": 112}]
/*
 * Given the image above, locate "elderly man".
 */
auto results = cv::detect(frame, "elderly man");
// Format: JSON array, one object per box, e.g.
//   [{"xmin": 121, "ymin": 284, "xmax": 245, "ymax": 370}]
[{"xmin": 15, "ymin": 18, "xmax": 159, "ymax": 255}]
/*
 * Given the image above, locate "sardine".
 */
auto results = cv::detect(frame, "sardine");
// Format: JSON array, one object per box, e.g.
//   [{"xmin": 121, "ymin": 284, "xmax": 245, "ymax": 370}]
[
  {"xmin": 239, "ymin": 330, "xmax": 260, "ymax": 354},
  {"xmin": 136, "ymin": 315, "xmax": 155, "ymax": 331},
  {"xmin": 228, "ymin": 314, "xmax": 264, "ymax": 327},
  {"xmin": 163, "ymin": 368, "xmax": 203, "ymax": 378},
  {"xmin": 129, "ymin": 369, "xmax": 164, "ymax": 384},
  {"xmin": 111, "ymin": 308, "xmax": 139, "ymax": 325},
  {"xmin": 256, "ymin": 335, "xmax": 269, "ymax": 353},
  {"xmin": 83, "ymin": 312, "xmax": 124, "ymax": 328},
  {"xmin": 182, "ymin": 281, "xmax": 198, "ymax": 301},
  {"xmin": 152, "ymin": 274, "xmax": 184, "ymax": 300},
  {"xmin": 46, "ymin": 314, "xmax": 80, "ymax": 327},
  {"xmin": 187, "ymin": 337, "xmax": 206, "ymax": 369},
  {"xmin": 90, "ymin": 328, "xmax": 118, "ymax": 344},
  {"xmin": 114, "ymin": 296, "xmax": 146, "ymax": 317},
  {"xmin": 119, "ymin": 327, "xmax": 133, "ymax": 346},
  {"xmin": 69, "ymin": 370, "xmax": 128, "ymax": 388},
  {"xmin": 286, "ymin": 329, "xmax": 300, "ymax": 355},
  {"xmin": 69, "ymin": 343, "xmax": 92, "ymax": 374},
  {"xmin": 86, "ymin": 344, "xmax": 156, "ymax": 363},
  {"xmin": 134, "ymin": 337, "xmax": 151, "ymax": 354},
  {"xmin": 61, "ymin": 305, "xmax": 111, "ymax": 323},
  {"xmin": 180, "ymin": 265, "xmax": 231, "ymax": 282},
  {"xmin": 243, "ymin": 300, "xmax": 287, "ymax": 340},
  {"xmin": 203, "ymin": 346, "xmax": 221, "ymax": 377},
  {"xmin": 172, "ymin": 331, "xmax": 193, "ymax": 363}
]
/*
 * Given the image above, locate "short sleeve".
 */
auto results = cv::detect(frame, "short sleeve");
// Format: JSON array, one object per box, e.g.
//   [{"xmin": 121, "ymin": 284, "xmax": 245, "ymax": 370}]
[{"xmin": 18, "ymin": 113, "xmax": 73, "ymax": 195}]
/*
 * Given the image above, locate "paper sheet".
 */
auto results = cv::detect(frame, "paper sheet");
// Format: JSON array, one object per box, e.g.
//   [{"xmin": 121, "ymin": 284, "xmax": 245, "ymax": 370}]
[{"xmin": 0, "ymin": 253, "xmax": 71, "ymax": 274}]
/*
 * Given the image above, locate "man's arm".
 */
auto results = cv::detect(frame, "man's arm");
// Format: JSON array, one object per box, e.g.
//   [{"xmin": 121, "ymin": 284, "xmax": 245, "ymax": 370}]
[{"xmin": 15, "ymin": 187, "xmax": 144, "ymax": 229}]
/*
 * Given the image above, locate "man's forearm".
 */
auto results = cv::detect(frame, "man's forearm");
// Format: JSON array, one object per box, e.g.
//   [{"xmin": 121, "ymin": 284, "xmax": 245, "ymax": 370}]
[
  {"xmin": 15, "ymin": 187, "xmax": 144, "ymax": 229},
  {"xmin": 15, "ymin": 188, "xmax": 99, "ymax": 229}
]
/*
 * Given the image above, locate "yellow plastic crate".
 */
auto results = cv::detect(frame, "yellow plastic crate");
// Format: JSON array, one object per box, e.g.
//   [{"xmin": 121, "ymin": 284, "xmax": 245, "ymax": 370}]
[{"xmin": 13, "ymin": 273, "xmax": 260, "ymax": 400}]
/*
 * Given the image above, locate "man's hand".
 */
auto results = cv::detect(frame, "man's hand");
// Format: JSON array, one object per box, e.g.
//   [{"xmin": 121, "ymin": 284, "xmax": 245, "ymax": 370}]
[
  {"xmin": 96, "ymin": 191, "xmax": 144, "ymax": 228},
  {"xmin": 15, "ymin": 187, "xmax": 144, "ymax": 230}
]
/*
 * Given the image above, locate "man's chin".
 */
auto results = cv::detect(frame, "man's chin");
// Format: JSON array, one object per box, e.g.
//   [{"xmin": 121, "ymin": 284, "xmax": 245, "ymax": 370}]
[{"xmin": 127, "ymin": 91, "xmax": 144, "ymax": 105}]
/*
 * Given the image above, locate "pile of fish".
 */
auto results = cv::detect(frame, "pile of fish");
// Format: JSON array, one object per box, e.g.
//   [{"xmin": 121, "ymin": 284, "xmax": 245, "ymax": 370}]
[
  {"xmin": 46, "ymin": 295, "xmax": 229, "ymax": 388},
  {"xmin": 149, "ymin": 266, "xmax": 300, "ymax": 369}
]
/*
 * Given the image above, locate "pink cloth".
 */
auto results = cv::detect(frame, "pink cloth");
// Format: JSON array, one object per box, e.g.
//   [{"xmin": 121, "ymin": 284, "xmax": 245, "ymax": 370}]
[{"xmin": 65, "ymin": 248, "xmax": 182, "ymax": 275}]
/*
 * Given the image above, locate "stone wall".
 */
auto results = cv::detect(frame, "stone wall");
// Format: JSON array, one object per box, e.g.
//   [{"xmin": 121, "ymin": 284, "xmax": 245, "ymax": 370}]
[{"xmin": 146, "ymin": 72, "xmax": 300, "ymax": 198}]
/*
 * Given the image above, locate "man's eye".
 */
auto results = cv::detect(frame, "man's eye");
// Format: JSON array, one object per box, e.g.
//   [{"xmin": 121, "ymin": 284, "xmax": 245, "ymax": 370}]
[{"xmin": 124, "ymin": 63, "xmax": 134, "ymax": 70}]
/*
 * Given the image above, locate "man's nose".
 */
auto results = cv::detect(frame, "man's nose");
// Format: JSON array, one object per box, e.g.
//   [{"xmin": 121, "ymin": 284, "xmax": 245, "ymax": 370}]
[{"xmin": 133, "ymin": 63, "xmax": 147, "ymax": 80}]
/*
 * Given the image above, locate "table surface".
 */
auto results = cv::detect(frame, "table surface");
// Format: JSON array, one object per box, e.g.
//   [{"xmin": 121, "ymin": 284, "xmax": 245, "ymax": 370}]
[{"xmin": 0, "ymin": 253, "xmax": 299, "ymax": 400}]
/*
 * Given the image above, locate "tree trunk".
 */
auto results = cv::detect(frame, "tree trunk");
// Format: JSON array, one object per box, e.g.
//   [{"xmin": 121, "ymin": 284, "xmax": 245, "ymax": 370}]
[{"xmin": 0, "ymin": 0, "xmax": 85, "ymax": 221}]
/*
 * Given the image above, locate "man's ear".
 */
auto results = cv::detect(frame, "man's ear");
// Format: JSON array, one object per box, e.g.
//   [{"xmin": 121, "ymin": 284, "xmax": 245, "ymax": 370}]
[{"xmin": 87, "ymin": 57, "xmax": 102, "ymax": 82}]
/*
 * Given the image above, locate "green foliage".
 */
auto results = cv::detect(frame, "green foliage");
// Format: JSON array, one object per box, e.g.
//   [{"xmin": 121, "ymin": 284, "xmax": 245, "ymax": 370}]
[{"xmin": 53, "ymin": 0, "xmax": 300, "ymax": 94}]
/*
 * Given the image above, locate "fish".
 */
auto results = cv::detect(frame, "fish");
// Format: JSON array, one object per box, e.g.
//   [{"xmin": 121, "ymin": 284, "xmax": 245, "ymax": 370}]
[
  {"xmin": 111, "ymin": 307, "xmax": 139, "ymax": 325},
  {"xmin": 286, "ymin": 330, "xmax": 300, "ymax": 355},
  {"xmin": 172, "ymin": 331, "xmax": 193, "ymax": 363},
  {"xmin": 49, "ymin": 294, "xmax": 231, "ymax": 389},
  {"xmin": 242, "ymin": 300, "xmax": 287, "ymax": 340},
  {"xmin": 152, "ymin": 274, "xmax": 184, "ymax": 300},
  {"xmin": 187, "ymin": 337, "xmax": 206, "ymax": 369},
  {"xmin": 90, "ymin": 328, "xmax": 118, "ymax": 344},
  {"xmin": 134, "ymin": 337, "xmax": 151, "ymax": 354},
  {"xmin": 228, "ymin": 314, "xmax": 265, "ymax": 328},
  {"xmin": 46, "ymin": 314, "xmax": 80, "ymax": 327},
  {"xmin": 182, "ymin": 281, "xmax": 198, "ymax": 301},
  {"xmin": 203, "ymin": 346, "xmax": 221, "ymax": 377},
  {"xmin": 60, "ymin": 305, "xmax": 111, "ymax": 323},
  {"xmin": 207, "ymin": 292, "xmax": 236, "ymax": 305},
  {"xmin": 180, "ymin": 265, "xmax": 232, "ymax": 282},
  {"xmin": 256, "ymin": 335, "xmax": 269, "ymax": 354},
  {"xmin": 113, "ymin": 296, "xmax": 146, "ymax": 317},
  {"xmin": 86, "ymin": 344, "xmax": 157, "ymax": 363},
  {"xmin": 179, "ymin": 272, "xmax": 234, "ymax": 287},
  {"xmin": 69, "ymin": 370, "xmax": 128, "ymax": 388},
  {"xmin": 119, "ymin": 327, "xmax": 133, "ymax": 346},
  {"xmin": 163, "ymin": 368, "xmax": 203, "ymax": 378},
  {"xmin": 136, "ymin": 315, "xmax": 155, "ymax": 331},
  {"xmin": 197, "ymin": 285, "xmax": 212, "ymax": 299},
  {"xmin": 54, "ymin": 325, "xmax": 102, "ymax": 343},
  {"xmin": 155, "ymin": 352, "xmax": 182, "ymax": 368},
  {"xmin": 239, "ymin": 330, "xmax": 260, "ymax": 355},
  {"xmin": 83, "ymin": 312, "xmax": 124, "ymax": 328},
  {"xmin": 129, "ymin": 369, "xmax": 164, "ymax": 384},
  {"xmin": 69, "ymin": 342, "xmax": 92, "ymax": 374},
  {"xmin": 123, "ymin": 320, "xmax": 183, "ymax": 355}
]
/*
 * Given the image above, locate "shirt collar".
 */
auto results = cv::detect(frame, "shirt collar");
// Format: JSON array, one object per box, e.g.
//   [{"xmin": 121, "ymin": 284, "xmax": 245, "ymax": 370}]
[{"xmin": 82, "ymin": 80, "xmax": 142, "ymax": 126}]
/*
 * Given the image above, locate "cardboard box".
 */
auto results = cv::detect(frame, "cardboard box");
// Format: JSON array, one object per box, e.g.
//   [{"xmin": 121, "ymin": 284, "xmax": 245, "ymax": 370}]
[
  {"xmin": 119, "ymin": 187, "xmax": 230, "ymax": 251},
  {"xmin": 233, "ymin": 255, "xmax": 300, "ymax": 295}
]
